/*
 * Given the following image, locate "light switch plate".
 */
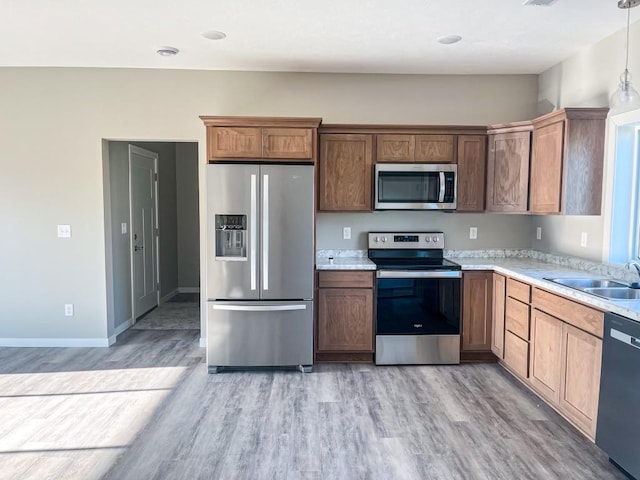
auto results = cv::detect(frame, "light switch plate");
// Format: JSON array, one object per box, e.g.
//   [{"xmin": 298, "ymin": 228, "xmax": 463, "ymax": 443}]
[
  {"xmin": 121, "ymin": 222, "xmax": 127, "ymax": 235},
  {"xmin": 57, "ymin": 224, "xmax": 71, "ymax": 238},
  {"xmin": 64, "ymin": 304, "xmax": 74, "ymax": 316},
  {"xmin": 580, "ymin": 232, "xmax": 588, "ymax": 247},
  {"xmin": 536, "ymin": 227, "xmax": 542, "ymax": 240},
  {"xmin": 469, "ymin": 227, "xmax": 478, "ymax": 240}
]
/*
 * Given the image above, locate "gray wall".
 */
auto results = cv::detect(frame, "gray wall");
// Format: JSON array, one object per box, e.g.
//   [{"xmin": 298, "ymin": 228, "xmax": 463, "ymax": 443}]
[
  {"xmin": 0, "ymin": 68, "xmax": 538, "ymax": 343},
  {"xmin": 317, "ymin": 212, "xmax": 533, "ymax": 250},
  {"xmin": 176, "ymin": 143, "xmax": 200, "ymax": 289},
  {"xmin": 536, "ymin": 20, "xmax": 640, "ymax": 262}
]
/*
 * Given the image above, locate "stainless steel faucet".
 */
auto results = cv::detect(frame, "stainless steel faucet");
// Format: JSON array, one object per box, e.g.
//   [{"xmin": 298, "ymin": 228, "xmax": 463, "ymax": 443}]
[{"xmin": 625, "ymin": 261, "xmax": 640, "ymax": 287}]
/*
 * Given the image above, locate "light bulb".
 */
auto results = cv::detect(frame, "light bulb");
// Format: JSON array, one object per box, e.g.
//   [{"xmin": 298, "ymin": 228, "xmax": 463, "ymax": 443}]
[{"xmin": 610, "ymin": 70, "xmax": 640, "ymax": 108}]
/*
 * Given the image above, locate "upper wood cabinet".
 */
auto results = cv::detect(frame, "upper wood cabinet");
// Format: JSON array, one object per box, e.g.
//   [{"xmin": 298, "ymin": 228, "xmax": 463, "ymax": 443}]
[
  {"xmin": 486, "ymin": 123, "xmax": 532, "ymax": 213},
  {"xmin": 529, "ymin": 108, "xmax": 608, "ymax": 215},
  {"xmin": 462, "ymin": 271, "xmax": 493, "ymax": 352},
  {"xmin": 456, "ymin": 135, "xmax": 487, "ymax": 212},
  {"xmin": 375, "ymin": 134, "xmax": 455, "ymax": 163},
  {"xmin": 319, "ymin": 134, "xmax": 373, "ymax": 211},
  {"xmin": 200, "ymin": 116, "xmax": 321, "ymax": 162}
]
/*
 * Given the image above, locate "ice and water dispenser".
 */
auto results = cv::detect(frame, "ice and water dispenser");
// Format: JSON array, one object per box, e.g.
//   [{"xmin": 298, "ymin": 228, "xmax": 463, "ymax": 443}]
[{"xmin": 215, "ymin": 214, "xmax": 247, "ymax": 260}]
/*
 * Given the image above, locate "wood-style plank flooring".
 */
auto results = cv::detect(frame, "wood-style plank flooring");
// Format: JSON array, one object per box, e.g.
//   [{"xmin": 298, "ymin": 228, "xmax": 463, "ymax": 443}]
[{"xmin": 0, "ymin": 328, "xmax": 625, "ymax": 480}]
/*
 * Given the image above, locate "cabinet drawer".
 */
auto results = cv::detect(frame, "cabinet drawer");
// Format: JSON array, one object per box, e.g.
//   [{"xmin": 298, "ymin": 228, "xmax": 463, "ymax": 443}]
[
  {"xmin": 507, "ymin": 278, "xmax": 531, "ymax": 303},
  {"xmin": 317, "ymin": 271, "xmax": 374, "ymax": 288},
  {"xmin": 504, "ymin": 331, "xmax": 529, "ymax": 379},
  {"xmin": 505, "ymin": 297, "xmax": 530, "ymax": 340},
  {"xmin": 532, "ymin": 288, "xmax": 604, "ymax": 338}
]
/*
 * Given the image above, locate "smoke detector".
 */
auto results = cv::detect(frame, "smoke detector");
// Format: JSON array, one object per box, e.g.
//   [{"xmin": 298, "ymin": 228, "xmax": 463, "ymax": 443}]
[{"xmin": 523, "ymin": 0, "xmax": 558, "ymax": 6}]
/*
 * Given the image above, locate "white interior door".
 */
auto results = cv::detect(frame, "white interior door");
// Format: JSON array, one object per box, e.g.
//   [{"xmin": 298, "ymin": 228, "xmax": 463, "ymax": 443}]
[{"xmin": 129, "ymin": 145, "xmax": 159, "ymax": 319}]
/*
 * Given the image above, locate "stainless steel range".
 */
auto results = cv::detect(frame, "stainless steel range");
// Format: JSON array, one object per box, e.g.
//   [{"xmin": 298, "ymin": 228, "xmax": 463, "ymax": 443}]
[{"xmin": 368, "ymin": 232, "xmax": 461, "ymax": 365}]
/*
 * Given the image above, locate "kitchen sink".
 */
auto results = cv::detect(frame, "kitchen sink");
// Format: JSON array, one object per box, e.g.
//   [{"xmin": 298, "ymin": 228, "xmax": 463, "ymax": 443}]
[
  {"xmin": 545, "ymin": 278, "xmax": 628, "ymax": 289},
  {"xmin": 583, "ymin": 287, "xmax": 640, "ymax": 300}
]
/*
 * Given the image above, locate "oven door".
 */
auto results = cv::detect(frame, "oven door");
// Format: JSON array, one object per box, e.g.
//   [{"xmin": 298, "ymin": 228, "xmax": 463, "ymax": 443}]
[
  {"xmin": 375, "ymin": 270, "xmax": 461, "ymax": 365},
  {"xmin": 375, "ymin": 164, "xmax": 456, "ymax": 210}
]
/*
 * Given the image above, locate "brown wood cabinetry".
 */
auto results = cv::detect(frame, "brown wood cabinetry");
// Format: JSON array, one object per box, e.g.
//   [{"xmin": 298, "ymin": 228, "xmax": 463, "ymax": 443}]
[
  {"xmin": 502, "ymin": 278, "xmax": 531, "ymax": 378},
  {"xmin": 375, "ymin": 134, "xmax": 455, "ymax": 163},
  {"xmin": 200, "ymin": 116, "xmax": 321, "ymax": 162},
  {"xmin": 491, "ymin": 273, "xmax": 506, "ymax": 359},
  {"xmin": 559, "ymin": 323, "xmax": 602, "ymax": 439},
  {"xmin": 462, "ymin": 271, "xmax": 493, "ymax": 352},
  {"xmin": 318, "ymin": 134, "xmax": 373, "ymax": 211},
  {"xmin": 529, "ymin": 308, "xmax": 563, "ymax": 403},
  {"xmin": 316, "ymin": 271, "xmax": 375, "ymax": 362},
  {"xmin": 530, "ymin": 108, "xmax": 608, "ymax": 215},
  {"xmin": 486, "ymin": 124, "xmax": 532, "ymax": 213},
  {"xmin": 456, "ymin": 135, "xmax": 487, "ymax": 212}
]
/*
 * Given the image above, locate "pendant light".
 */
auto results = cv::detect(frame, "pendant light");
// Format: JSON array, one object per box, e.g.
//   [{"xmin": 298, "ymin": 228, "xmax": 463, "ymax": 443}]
[{"xmin": 610, "ymin": 0, "xmax": 640, "ymax": 109}]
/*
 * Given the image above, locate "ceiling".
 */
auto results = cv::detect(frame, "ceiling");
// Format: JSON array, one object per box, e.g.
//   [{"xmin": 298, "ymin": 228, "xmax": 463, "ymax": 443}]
[{"xmin": 1, "ymin": 0, "xmax": 638, "ymax": 74}]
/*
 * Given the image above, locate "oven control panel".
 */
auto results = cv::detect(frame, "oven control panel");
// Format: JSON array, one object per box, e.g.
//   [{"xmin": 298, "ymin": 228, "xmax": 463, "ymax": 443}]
[{"xmin": 368, "ymin": 232, "xmax": 444, "ymax": 249}]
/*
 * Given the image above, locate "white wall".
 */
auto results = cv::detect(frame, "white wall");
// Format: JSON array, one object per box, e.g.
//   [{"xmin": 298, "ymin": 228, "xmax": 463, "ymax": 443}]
[
  {"xmin": 176, "ymin": 143, "xmax": 200, "ymax": 289},
  {"xmin": 536, "ymin": 20, "xmax": 640, "ymax": 261},
  {"xmin": 0, "ymin": 68, "xmax": 538, "ymax": 344}
]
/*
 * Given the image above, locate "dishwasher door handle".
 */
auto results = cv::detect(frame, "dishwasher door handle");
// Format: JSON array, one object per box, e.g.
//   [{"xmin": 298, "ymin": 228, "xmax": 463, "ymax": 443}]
[{"xmin": 611, "ymin": 328, "xmax": 640, "ymax": 350}]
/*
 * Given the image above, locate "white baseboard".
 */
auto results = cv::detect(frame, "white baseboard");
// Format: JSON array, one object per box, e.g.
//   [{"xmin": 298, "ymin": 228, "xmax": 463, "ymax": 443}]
[
  {"xmin": 0, "ymin": 337, "xmax": 111, "ymax": 348},
  {"xmin": 107, "ymin": 318, "xmax": 133, "ymax": 345},
  {"xmin": 178, "ymin": 287, "xmax": 200, "ymax": 293},
  {"xmin": 160, "ymin": 289, "xmax": 179, "ymax": 304},
  {"xmin": 199, "ymin": 337, "xmax": 206, "ymax": 348}
]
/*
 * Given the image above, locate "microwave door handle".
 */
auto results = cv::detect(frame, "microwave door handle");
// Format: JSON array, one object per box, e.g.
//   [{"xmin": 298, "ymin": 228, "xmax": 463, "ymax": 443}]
[{"xmin": 438, "ymin": 172, "xmax": 446, "ymax": 203}]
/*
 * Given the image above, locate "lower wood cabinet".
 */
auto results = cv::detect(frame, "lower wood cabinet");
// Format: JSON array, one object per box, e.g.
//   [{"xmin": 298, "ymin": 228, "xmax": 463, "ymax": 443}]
[
  {"xmin": 504, "ymin": 331, "xmax": 529, "ymax": 379},
  {"xmin": 316, "ymin": 271, "xmax": 375, "ymax": 362},
  {"xmin": 529, "ymin": 309, "xmax": 563, "ymax": 404},
  {"xmin": 491, "ymin": 273, "xmax": 506, "ymax": 358},
  {"xmin": 462, "ymin": 271, "xmax": 493, "ymax": 352}
]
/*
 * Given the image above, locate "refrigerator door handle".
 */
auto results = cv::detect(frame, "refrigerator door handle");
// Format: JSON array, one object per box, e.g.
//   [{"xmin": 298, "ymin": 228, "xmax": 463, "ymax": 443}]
[
  {"xmin": 212, "ymin": 304, "xmax": 307, "ymax": 312},
  {"xmin": 250, "ymin": 174, "xmax": 257, "ymax": 291},
  {"xmin": 262, "ymin": 174, "xmax": 269, "ymax": 291}
]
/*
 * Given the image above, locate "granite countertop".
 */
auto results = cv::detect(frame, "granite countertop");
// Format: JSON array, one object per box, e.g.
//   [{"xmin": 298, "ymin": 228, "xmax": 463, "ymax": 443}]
[{"xmin": 316, "ymin": 249, "xmax": 640, "ymax": 322}]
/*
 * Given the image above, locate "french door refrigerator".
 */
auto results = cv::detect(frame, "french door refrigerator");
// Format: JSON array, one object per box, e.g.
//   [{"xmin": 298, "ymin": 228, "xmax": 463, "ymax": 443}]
[{"xmin": 206, "ymin": 164, "xmax": 314, "ymax": 373}]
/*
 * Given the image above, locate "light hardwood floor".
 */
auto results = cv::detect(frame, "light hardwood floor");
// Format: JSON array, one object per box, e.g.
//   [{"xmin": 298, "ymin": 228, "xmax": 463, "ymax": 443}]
[{"xmin": 0, "ymin": 328, "xmax": 625, "ymax": 480}]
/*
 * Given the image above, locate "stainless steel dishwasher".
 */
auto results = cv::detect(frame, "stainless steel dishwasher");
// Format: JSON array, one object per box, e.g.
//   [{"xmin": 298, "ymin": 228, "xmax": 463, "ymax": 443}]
[{"xmin": 596, "ymin": 312, "xmax": 640, "ymax": 480}]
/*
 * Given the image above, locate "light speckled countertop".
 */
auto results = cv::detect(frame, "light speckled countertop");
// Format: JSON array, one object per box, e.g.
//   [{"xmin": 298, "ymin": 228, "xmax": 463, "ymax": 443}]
[{"xmin": 316, "ymin": 249, "xmax": 640, "ymax": 322}]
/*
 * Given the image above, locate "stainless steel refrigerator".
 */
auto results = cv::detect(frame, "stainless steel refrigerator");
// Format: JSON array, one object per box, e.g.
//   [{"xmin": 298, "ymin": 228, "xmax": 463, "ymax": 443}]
[{"xmin": 206, "ymin": 164, "xmax": 314, "ymax": 373}]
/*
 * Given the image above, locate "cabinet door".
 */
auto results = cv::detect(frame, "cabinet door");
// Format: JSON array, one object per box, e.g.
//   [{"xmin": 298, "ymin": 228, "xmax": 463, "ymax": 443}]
[
  {"xmin": 529, "ymin": 309, "xmax": 563, "ymax": 403},
  {"xmin": 486, "ymin": 131, "xmax": 531, "ymax": 212},
  {"xmin": 530, "ymin": 121, "xmax": 564, "ymax": 213},
  {"xmin": 263, "ymin": 128, "xmax": 313, "ymax": 160},
  {"xmin": 317, "ymin": 288, "xmax": 374, "ymax": 352},
  {"xmin": 559, "ymin": 323, "xmax": 602, "ymax": 439},
  {"xmin": 456, "ymin": 135, "xmax": 487, "ymax": 212},
  {"xmin": 208, "ymin": 127, "xmax": 262, "ymax": 159},
  {"xmin": 415, "ymin": 135, "xmax": 455, "ymax": 162},
  {"xmin": 376, "ymin": 134, "xmax": 415, "ymax": 162},
  {"xmin": 319, "ymin": 134, "xmax": 373, "ymax": 211},
  {"xmin": 492, "ymin": 273, "xmax": 506, "ymax": 358},
  {"xmin": 462, "ymin": 271, "xmax": 493, "ymax": 352}
]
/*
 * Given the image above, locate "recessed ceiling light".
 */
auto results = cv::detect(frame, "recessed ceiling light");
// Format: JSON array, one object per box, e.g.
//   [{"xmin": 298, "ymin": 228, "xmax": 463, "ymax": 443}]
[
  {"xmin": 202, "ymin": 30, "xmax": 227, "ymax": 40},
  {"xmin": 156, "ymin": 46, "xmax": 179, "ymax": 56},
  {"xmin": 438, "ymin": 35, "xmax": 462, "ymax": 45}
]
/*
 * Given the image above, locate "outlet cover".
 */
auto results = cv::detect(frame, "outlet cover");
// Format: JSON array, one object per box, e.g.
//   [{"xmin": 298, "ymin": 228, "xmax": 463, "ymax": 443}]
[
  {"xmin": 343, "ymin": 227, "xmax": 351, "ymax": 240},
  {"xmin": 469, "ymin": 227, "xmax": 478, "ymax": 240},
  {"xmin": 580, "ymin": 232, "xmax": 588, "ymax": 247},
  {"xmin": 64, "ymin": 304, "xmax": 74, "ymax": 316},
  {"xmin": 57, "ymin": 224, "xmax": 71, "ymax": 238},
  {"xmin": 536, "ymin": 227, "xmax": 542, "ymax": 240},
  {"xmin": 121, "ymin": 222, "xmax": 127, "ymax": 235}
]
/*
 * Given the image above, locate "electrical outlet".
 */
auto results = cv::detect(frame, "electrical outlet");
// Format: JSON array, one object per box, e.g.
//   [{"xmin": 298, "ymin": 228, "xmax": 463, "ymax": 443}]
[
  {"xmin": 469, "ymin": 227, "xmax": 478, "ymax": 240},
  {"xmin": 57, "ymin": 224, "xmax": 71, "ymax": 238},
  {"xmin": 343, "ymin": 227, "xmax": 351, "ymax": 240},
  {"xmin": 64, "ymin": 304, "xmax": 74, "ymax": 316},
  {"xmin": 121, "ymin": 222, "xmax": 127, "ymax": 235},
  {"xmin": 536, "ymin": 227, "xmax": 542, "ymax": 240},
  {"xmin": 580, "ymin": 232, "xmax": 588, "ymax": 247}
]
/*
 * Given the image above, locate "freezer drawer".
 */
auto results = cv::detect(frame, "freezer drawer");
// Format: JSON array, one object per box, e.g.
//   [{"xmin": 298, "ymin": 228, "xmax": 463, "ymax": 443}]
[{"xmin": 207, "ymin": 300, "xmax": 313, "ymax": 371}]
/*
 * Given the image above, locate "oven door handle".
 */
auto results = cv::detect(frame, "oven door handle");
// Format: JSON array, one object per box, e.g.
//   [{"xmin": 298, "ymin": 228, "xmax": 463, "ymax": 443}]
[{"xmin": 377, "ymin": 270, "xmax": 462, "ymax": 279}]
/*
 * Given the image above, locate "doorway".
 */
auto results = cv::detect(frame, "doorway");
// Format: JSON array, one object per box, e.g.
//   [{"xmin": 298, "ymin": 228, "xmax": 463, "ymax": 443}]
[{"xmin": 103, "ymin": 141, "xmax": 200, "ymax": 343}]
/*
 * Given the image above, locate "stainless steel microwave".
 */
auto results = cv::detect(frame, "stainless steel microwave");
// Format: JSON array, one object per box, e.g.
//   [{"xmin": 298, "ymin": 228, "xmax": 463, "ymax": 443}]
[{"xmin": 374, "ymin": 163, "xmax": 457, "ymax": 210}]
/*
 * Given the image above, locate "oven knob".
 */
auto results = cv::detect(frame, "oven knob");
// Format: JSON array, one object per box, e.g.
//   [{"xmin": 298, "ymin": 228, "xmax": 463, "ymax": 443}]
[
  {"xmin": 374, "ymin": 236, "xmax": 379, "ymax": 243},
  {"xmin": 381, "ymin": 236, "xmax": 387, "ymax": 243},
  {"xmin": 425, "ymin": 237, "xmax": 431, "ymax": 243},
  {"xmin": 432, "ymin": 236, "xmax": 439, "ymax": 243}
]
